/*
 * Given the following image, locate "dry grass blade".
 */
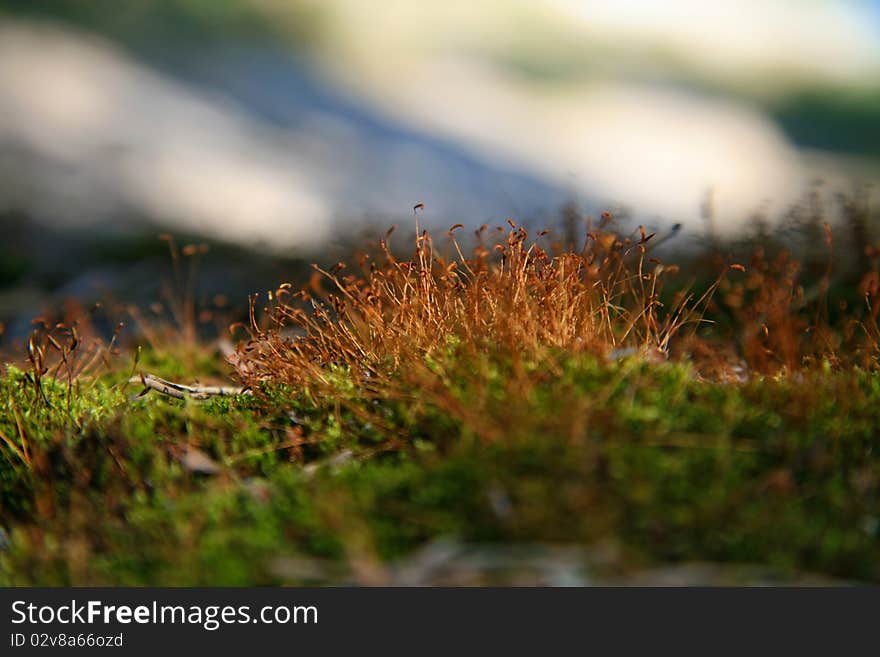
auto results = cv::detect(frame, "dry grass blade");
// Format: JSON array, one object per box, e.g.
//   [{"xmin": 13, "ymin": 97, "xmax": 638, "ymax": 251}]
[{"xmin": 0, "ymin": 425, "xmax": 30, "ymax": 469}]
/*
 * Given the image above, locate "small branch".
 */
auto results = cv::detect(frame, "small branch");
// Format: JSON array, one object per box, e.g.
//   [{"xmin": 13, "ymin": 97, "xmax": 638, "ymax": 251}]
[{"xmin": 130, "ymin": 373, "xmax": 250, "ymax": 400}]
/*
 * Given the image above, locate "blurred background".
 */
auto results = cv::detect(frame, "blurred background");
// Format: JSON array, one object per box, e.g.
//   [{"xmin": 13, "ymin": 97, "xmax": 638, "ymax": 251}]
[{"xmin": 0, "ymin": 0, "xmax": 878, "ymax": 338}]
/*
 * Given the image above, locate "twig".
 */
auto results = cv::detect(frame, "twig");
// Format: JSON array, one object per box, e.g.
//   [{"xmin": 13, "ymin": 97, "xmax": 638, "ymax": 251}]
[{"xmin": 130, "ymin": 373, "xmax": 250, "ymax": 400}]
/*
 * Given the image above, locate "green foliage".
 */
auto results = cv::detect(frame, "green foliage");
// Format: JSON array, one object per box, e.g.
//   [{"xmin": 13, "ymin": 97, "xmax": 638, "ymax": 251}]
[{"xmin": 2, "ymin": 349, "xmax": 879, "ymax": 584}]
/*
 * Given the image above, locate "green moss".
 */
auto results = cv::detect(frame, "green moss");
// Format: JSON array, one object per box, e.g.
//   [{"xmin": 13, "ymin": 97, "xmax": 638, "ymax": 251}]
[{"xmin": 1, "ymin": 352, "xmax": 879, "ymax": 585}]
